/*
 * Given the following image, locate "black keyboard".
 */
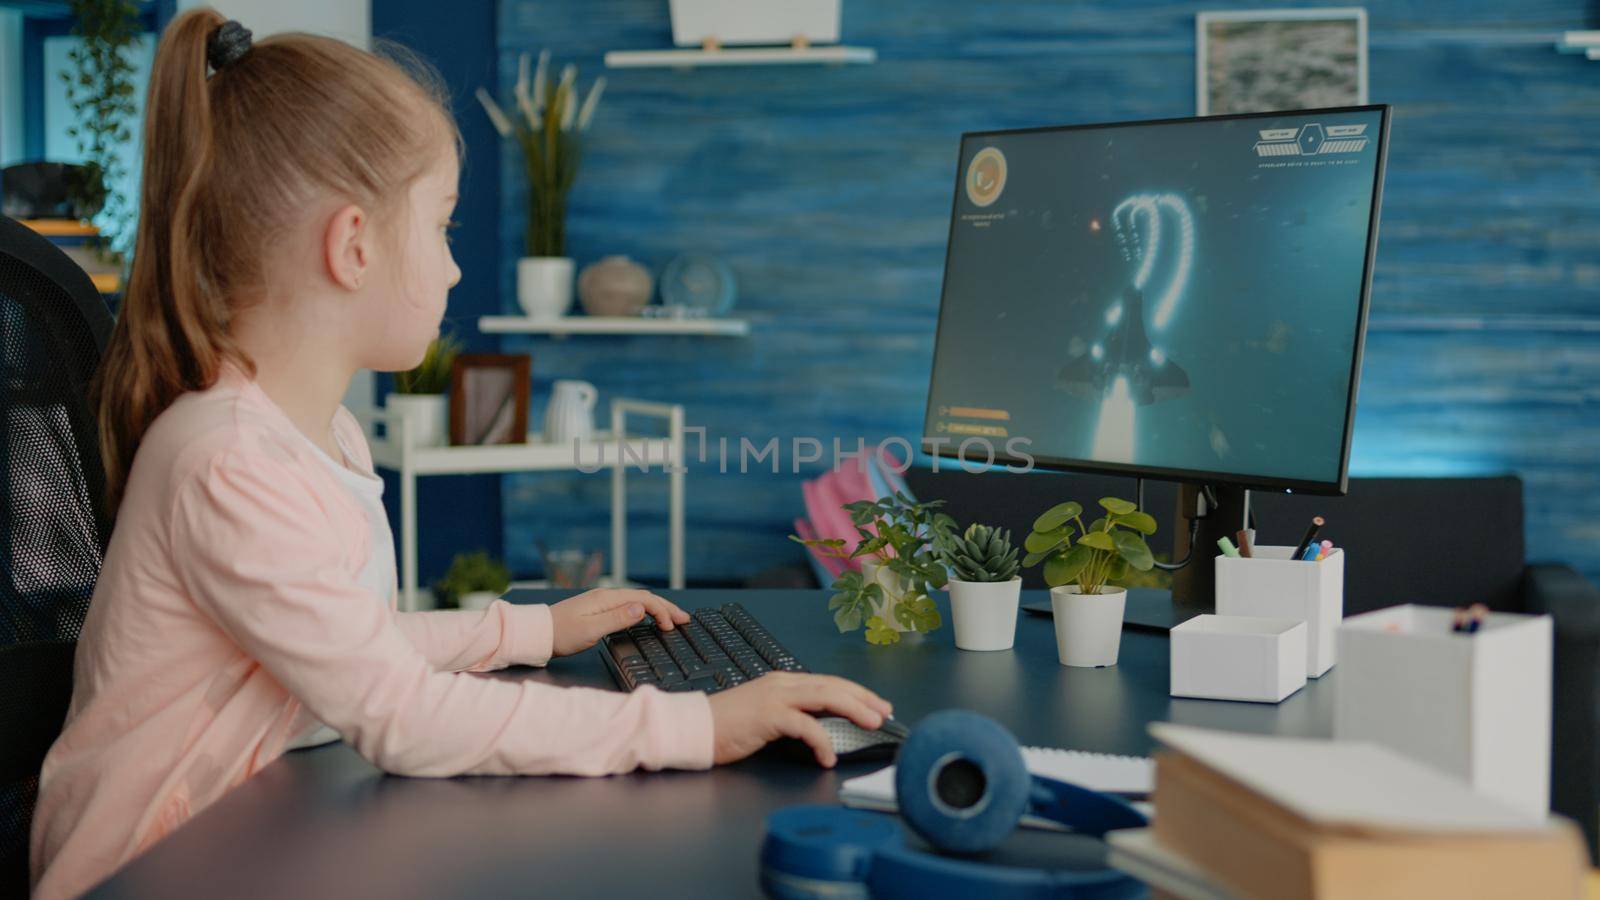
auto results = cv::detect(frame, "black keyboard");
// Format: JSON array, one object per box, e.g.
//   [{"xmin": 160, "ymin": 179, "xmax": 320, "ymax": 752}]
[{"xmin": 600, "ymin": 602, "xmax": 807, "ymax": 694}]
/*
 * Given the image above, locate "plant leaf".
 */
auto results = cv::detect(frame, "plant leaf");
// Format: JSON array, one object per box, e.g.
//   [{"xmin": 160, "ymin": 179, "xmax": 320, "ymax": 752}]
[
  {"xmin": 1114, "ymin": 530, "xmax": 1155, "ymax": 570},
  {"xmin": 1023, "ymin": 528, "xmax": 1068, "ymax": 554},
  {"xmin": 1118, "ymin": 511, "xmax": 1158, "ymax": 535},
  {"xmin": 1079, "ymin": 531, "xmax": 1116, "ymax": 551},
  {"xmin": 865, "ymin": 616, "xmax": 901, "ymax": 645},
  {"xmin": 1099, "ymin": 497, "xmax": 1137, "ymax": 516},
  {"xmin": 1022, "ymin": 548, "xmax": 1053, "ymax": 568},
  {"xmin": 834, "ymin": 605, "xmax": 863, "ymax": 632},
  {"xmin": 1033, "ymin": 501, "xmax": 1083, "ymax": 532},
  {"xmin": 1043, "ymin": 544, "xmax": 1091, "ymax": 586}
]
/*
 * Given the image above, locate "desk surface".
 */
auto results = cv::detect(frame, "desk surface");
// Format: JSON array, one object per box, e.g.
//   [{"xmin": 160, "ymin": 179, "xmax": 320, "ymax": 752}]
[{"xmin": 90, "ymin": 589, "xmax": 1336, "ymax": 899}]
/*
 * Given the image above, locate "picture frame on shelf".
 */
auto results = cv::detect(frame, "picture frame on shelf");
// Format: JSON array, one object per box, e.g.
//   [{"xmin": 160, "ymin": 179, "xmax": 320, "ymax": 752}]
[
  {"xmin": 1196, "ymin": 8, "xmax": 1368, "ymax": 116},
  {"xmin": 449, "ymin": 353, "xmax": 532, "ymax": 446}
]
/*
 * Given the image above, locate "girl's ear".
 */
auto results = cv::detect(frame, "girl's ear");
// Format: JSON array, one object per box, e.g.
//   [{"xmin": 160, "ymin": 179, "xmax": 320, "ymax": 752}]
[{"xmin": 323, "ymin": 203, "xmax": 371, "ymax": 291}]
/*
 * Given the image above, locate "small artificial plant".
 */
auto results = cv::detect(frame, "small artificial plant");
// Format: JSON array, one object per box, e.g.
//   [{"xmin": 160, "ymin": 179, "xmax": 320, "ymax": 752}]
[
  {"xmin": 791, "ymin": 493, "xmax": 955, "ymax": 645},
  {"xmin": 476, "ymin": 51, "xmax": 607, "ymax": 259},
  {"xmin": 394, "ymin": 335, "xmax": 462, "ymax": 395},
  {"xmin": 62, "ymin": 0, "xmax": 142, "ymax": 260},
  {"xmin": 1023, "ymin": 497, "xmax": 1157, "ymax": 594},
  {"xmin": 938, "ymin": 523, "xmax": 1020, "ymax": 584},
  {"xmin": 433, "ymin": 551, "xmax": 512, "ymax": 609}
]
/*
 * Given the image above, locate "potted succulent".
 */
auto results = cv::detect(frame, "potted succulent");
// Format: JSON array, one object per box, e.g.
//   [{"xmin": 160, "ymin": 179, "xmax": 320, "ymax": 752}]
[
  {"xmin": 937, "ymin": 523, "xmax": 1022, "ymax": 651},
  {"xmin": 434, "ymin": 551, "xmax": 513, "ymax": 611},
  {"xmin": 386, "ymin": 335, "xmax": 461, "ymax": 447},
  {"xmin": 1023, "ymin": 497, "xmax": 1156, "ymax": 667},
  {"xmin": 477, "ymin": 51, "xmax": 606, "ymax": 320},
  {"xmin": 791, "ymin": 493, "xmax": 953, "ymax": 645}
]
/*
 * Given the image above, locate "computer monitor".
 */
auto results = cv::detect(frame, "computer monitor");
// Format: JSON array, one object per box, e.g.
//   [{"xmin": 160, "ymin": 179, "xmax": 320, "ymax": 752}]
[{"xmin": 922, "ymin": 106, "xmax": 1390, "ymax": 610}]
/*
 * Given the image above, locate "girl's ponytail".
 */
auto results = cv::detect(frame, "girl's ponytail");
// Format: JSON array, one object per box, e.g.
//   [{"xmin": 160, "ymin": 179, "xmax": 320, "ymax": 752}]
[
  {"xmin": 94, "ymin": 8, "xmax": 457, "ymax": 512},
  {"xmin": 96, "ymin": 7, "xmax": 240, "ymax": 510}
]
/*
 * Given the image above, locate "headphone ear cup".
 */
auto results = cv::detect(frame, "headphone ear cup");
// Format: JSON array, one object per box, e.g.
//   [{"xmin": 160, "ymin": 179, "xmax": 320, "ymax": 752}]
[{"xmin": 894, "ymin": 710, "xmax": 1032, "ymax": 854}]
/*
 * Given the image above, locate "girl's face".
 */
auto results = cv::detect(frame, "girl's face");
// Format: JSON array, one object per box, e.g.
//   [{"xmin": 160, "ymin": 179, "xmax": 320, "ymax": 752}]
[{"xmin": 361, "ymin": 147, "xmax": 462, "ymax": 371}]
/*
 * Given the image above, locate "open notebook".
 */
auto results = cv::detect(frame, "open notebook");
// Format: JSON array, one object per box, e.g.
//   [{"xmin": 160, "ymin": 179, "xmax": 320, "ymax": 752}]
[{"xmin": 839, "ymin": 746, "xmax": 1152, "ymax": 830}]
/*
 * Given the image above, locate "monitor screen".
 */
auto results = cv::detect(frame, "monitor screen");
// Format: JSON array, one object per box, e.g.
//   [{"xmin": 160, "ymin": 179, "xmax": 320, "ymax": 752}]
[{"xmin": 923, "ymin": 106, "xmax": 1389, "ymax": 493}]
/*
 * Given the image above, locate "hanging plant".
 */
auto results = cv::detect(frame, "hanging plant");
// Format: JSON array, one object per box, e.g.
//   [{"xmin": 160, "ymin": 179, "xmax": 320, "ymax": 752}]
[{"xmin": 61, "ymin": 0, "xmax": 141, "ymax": 262}]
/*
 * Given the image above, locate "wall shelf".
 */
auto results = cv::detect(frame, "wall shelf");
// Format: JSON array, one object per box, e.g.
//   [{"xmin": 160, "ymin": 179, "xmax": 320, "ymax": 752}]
[
  {"xmin": 479, "ymin": 315, "xmax": 750, "ymax": 337},
  {"xmin": 605, "ymin": 45, "xmax": 875, "ymax": 69}
]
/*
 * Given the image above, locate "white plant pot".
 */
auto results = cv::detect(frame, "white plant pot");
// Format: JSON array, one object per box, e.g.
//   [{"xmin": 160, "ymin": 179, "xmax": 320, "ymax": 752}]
[
  {"xmin": 385, "ymin": 392, "xmax": 449, "ymax": 447},
  {"xmin": 459, "ymin": 591, "xmax": 500, "ymax": 612},
  {"xmin": 860, "ymin": 560, "xmax": 913, "ymax": 632},
  {"xmin": 948, "ymin": 577, "xmax": 1021, "ymax": 651},
  {"xmin": 516, "ymin": 256, "xmax": 575, "ymax": 320},
  {"xmin": 1050, "ymin": 585, "xmax": 1126, "ymax": 667}
]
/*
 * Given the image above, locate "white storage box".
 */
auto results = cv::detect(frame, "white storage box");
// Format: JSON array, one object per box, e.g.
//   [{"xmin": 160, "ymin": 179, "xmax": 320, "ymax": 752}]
[
  {"xmin": 669, "ymin": 0, "xmax": 841, "ymax": 47},
  {"xmin": 1171, "ymin": 615, "xmax": 1307, "ymax": 703},
  {"xmin": 1215, "ymin": 546, "xmax": 1343, "ymax": 678},
  {"xmin": 1335, "ymin": 604, "xmax": 1552, "ymax": 818}
]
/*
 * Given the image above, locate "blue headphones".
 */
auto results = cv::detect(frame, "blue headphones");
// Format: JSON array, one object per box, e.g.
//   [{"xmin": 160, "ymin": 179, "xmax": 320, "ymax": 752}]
[{"xmin": 760, "ymin": 711, "xmax": 1148, "ymax": 899}]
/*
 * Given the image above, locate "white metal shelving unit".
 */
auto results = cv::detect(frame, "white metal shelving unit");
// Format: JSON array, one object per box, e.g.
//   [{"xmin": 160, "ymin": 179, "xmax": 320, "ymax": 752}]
[
  {"xmin": 604, "ymin": 45, "xmax": 875, "ymax": 69},
  {"xmin": 478, "ymin": 315, "xmax": 750, "ymax": 337},
  {"xmin": 360, "ymin": 400, "xmax": 686, "ymax": 610}
]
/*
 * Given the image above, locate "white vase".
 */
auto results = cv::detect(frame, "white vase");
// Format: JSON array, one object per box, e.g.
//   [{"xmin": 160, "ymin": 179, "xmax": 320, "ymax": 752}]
[
  {"xmin": 948, "ymin": 576, "xmax": 1021, "ymax": 651},
  {"xmin": 517, "ymin": 256, "xmax": 575, "ymax": 320},
  {"xmin": 385, "ymin": 393, "xmax": 449, "ymax": 447},
  {"xmin": 860, "ymin": 560, "xmax": 913, "ymax": 633},
  {"xmin": 459, "ymin": 591, "xmax": 500, "ymax": 612},
  {"xmin": 1050, "ymin": 585, "xmax": 1127, "ymax": 667}
]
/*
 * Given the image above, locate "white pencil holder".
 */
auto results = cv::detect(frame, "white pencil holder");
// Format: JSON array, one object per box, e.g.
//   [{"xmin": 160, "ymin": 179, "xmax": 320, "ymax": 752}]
[
  {"xmin": 1335, "ymin": 604, "xmax": 1552, "ymax": 818},
  {"xmin": 1215, "ymin": 545, "xmax": 1343, "ymax": 678},
  {"xmin": 1170, "ymin": 615, "xmax": 1307, "ymax": 703}
]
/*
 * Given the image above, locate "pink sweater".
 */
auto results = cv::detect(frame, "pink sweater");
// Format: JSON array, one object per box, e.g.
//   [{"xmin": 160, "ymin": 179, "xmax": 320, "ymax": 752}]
[{"xmin": 30, "ymin": 370, "xmax": 714, "ymax": 899}]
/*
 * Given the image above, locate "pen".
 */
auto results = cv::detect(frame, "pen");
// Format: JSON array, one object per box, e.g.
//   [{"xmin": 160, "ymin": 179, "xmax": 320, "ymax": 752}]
[
  {"xmin": 1217, "ymin": 536, "xmax": 1240, "ymax": 558},
  {"xmin": 1235, "ymin": 529, "xmax": 1254, "ymax": 559},
  {"xmin": 1292, "ymin": 516, "xmax": 1325, "ymax": 561}
]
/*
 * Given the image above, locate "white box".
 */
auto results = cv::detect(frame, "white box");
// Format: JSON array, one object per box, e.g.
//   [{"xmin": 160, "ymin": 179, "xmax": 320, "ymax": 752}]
[
  {"xmin": 1336, "ymin": 604, "xmax": 1553, "ymax": 817},
  {"xmin": 669, "ymin": 0, "xmax": 841, "ymax": 47},
  {"xmin": 1215, "ymin": 546, "xmax": 1343, "ymax": 678},
  {"xmin": 1171, "ymin": 615, "xmax": 1308, "ymax": 703}
]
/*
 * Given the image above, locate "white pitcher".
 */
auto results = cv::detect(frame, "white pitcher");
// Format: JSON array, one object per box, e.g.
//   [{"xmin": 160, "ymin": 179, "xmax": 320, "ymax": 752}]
[{"xmin": 544, "ymin": 380, "xmax": 597, "ymax": 444}]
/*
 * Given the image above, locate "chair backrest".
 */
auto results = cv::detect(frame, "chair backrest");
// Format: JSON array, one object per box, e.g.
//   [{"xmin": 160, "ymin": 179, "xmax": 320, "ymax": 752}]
[{"xmin": 0, "ymin": 214, "xmax": 113, "ymax": 893}]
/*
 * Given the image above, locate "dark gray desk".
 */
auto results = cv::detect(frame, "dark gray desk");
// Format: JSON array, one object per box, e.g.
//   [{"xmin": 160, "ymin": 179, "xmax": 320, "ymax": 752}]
[{"xmin": 90, "ymin": 589, "xmax": 1336, "ymax": 899}]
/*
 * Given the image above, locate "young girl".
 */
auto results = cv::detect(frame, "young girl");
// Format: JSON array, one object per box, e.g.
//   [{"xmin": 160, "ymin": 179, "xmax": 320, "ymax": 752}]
[{"xmin": 30, "ymin": 10, "xmax": 890, "ymax": 897}]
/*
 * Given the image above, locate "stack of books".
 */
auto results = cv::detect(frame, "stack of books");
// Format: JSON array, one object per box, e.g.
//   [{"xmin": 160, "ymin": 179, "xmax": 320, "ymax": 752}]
[{"xmin": 1108, "ymin": 724, "xmax": 1587, "ymax": 900}]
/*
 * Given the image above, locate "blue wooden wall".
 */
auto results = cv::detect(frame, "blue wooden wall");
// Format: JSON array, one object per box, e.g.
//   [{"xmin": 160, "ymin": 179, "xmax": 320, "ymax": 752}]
[{"xmin": 493, "ymin": 0, "xmax": 1600, "ymax": 586}]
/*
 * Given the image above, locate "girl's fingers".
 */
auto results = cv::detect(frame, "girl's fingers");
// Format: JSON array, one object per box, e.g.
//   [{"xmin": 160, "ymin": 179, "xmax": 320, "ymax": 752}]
[
  {"xmin": 781, "ymin": 711, "xmax": 837, "ymax": 768},
  {"xmin": 795, "ymin": 683, "xmax": 884, "ymax": 732}
]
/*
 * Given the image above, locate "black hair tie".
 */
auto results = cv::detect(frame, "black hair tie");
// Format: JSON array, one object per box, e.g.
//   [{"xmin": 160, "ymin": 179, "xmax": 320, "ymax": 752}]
[{"xmin": 207, "ymin": 20, "xmax": 253, "ymax": 72}]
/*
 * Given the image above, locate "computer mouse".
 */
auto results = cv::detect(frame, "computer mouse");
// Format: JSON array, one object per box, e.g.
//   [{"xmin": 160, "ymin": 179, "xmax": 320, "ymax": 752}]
[{"xmin": 817, "ymin": 715, "xmax": 910, "ymax": 762}]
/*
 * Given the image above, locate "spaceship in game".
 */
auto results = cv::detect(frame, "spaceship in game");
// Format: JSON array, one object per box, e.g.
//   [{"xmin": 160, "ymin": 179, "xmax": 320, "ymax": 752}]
[
  {"xmin": 1057, "ymin": 284, "xmax": 1189, "ymax": 406},
  {"xmin": 1057, "ymin": 192, "xmax": 1194, "ymax": 407}
]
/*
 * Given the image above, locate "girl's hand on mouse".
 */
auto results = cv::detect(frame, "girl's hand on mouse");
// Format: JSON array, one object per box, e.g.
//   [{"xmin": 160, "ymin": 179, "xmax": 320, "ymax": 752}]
[
  {"xmin": 548, "ymin": 589, "xmax": 690, "ymax": 657},
  {"xmin": 706, "ymin": 673, "xmax": 894, "ymax": 768}
]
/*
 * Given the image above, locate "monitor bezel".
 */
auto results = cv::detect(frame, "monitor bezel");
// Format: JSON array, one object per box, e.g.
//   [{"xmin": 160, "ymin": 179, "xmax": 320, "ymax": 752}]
[{"xmin": 921, "ymin": 104, "xmax": 1391, "ymax": 497}]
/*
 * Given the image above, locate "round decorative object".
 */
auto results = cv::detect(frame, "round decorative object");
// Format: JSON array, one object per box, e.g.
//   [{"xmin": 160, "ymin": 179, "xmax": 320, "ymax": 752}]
[
  {"xmin": 659, "ymin": 254, "xmax": 736, "ymax": 316},
  {"xmin": 578, "ymin": 255, "xmax": 654, "ymax": 317}
]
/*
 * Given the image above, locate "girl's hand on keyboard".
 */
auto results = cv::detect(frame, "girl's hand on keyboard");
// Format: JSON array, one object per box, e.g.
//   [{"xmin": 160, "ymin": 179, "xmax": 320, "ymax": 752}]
[
  {"xmin": 550, "ymin": 589, "xmax": 691, "ymax": 657},
  {"xmin": 707, "ymin": 673, "xmax": 894, "ymax": 767}
]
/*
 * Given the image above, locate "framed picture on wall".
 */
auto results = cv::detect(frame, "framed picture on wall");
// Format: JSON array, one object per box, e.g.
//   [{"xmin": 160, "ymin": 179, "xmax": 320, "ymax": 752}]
[
  {"xmin": 1196, "ymin": 8, "xmax": 1368, "ymax": 116},
  {"xmin": 449, "ymin": 354, "xmax": 531, "ymax": 446}
]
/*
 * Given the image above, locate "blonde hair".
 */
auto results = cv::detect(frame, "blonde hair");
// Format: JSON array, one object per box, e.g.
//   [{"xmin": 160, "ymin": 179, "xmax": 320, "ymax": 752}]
[{"xmin": 96, "ymin": 8, "xmax": 458, "ymax": 510}]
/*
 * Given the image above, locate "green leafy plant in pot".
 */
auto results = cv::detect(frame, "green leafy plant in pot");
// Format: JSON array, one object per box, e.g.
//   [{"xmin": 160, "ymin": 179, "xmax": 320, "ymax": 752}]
[
  {"xmin": 937, "ymin": 523, "xmax": 1023, "ymax": 651},
  {"xmin": 386, "ymin": 335, "xmax": 461, "ymax": 447},
  {"xmin": 1024, "ymin": 497, "xmax": 1157, "ymax": 667},
  {"xmin": 434, "ymin": 551, "xmax": 512, "ymax": 611},
  {"xmin": 791, "ymin": 493, "xmax": 954, "ymax": 645}
]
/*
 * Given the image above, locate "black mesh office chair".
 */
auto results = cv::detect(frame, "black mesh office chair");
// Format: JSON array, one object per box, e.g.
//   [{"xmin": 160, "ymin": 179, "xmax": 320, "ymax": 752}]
[{"xmin": 0, "ymin": 215, "xmax": 113, "ymax": 893}]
